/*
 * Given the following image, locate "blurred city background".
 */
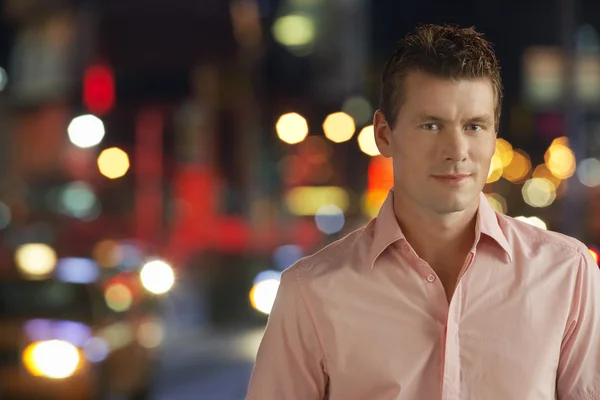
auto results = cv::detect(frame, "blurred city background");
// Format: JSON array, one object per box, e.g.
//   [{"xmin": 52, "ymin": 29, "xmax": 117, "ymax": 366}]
[{"xmin": 0, "ymin": 0, "xmax": 599, "ymax": 399}]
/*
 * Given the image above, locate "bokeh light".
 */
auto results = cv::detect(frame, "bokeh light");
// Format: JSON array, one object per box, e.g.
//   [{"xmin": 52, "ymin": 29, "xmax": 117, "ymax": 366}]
[
  {"xmin": 515, "ymin": 216, "xmax": 548, "ymax": 230},
  {"xmin": 22, "ymin": 340, "xmax": 80, "ymax": 379},
  {"xmin": 97, "ymin": 147, "xmax": 130, "ymax": 179},
  {"xmin": 59, "ymin": 181, "xmax": 100, "ymax": 221},
  {"xmin": 362, "ymin": 189, "xmax": 388, "ymax": 218},
  {"xmin": 485, "ymin": 193, "xmax": 507, "ymax": 214},
  {"xmin": 55, "ymin": 258, "xmax": 100, "ymax": 284},
  {"xmin": 272, "ymin": 14, "xmax": 316, "ymax": 55},
  {"xmin": 104, "ymin": 282, "xmax": 133, "ymax": 312},
  {"xmin": 285, "ymin": 186, "xmax": 349, "ymax": 215},
  {"xmin": 323, "ymin": 112, "xmax": 355, "ymax": 143},
  {"xmin": 276, "ymin": 113, "xmax": 309, "ymax": 144},
  {"xmin": 522, "ymin": 178, "xmax": 556, "ymax": 208},
  {"xmin": 273, "ymin": 245, "xmax": 304, "ymax": 271},
  {"xmin": 67, "ymin": 114, "xmax": 105, "ymax": 148},
  {"xmin": 315, "ymin": 204, "xmax": 345, "ymax": 235},
  {"xmin": 342, "ymin": 96, "xmax": 373, "ymax": 126},
  {"xmin": 577, "ymin": 158, "xmax": 600, "ymax": 187},
  {"xmin": 136, "ymin": 318, "xmax": 165, "ymax": 349},
  {"xmin": 140, "ymin": 260, "xmax": 175, "ymax": 294},
  {"xmin": 250, "ymin": 278, "xmax": 280, "ymax": 315},
  {"xmin": 15, "ymin": 244, "xmax": 57, "ymax": 278},
  {"xmin": 358, "ymin": 125, "xmax": 380, "ymax": 156},
  {"xmin": 589, "ymin": 248, "xmax": 599, "ymax": 264},
  {"xmin": 545, "ymin": 137, "xmax": 576, "ymax": 179},
  {"xmin": 93, "ymin": 240, "xmax": 121, "ymax": 268},
  {"xmin": 83, "ymin": 337, "xmax": 109, "ymax": 363},
  {"xmin": 495, "ymin": 138, "xmax": 514, "ymax": 167},
  {"xmin": 486, "ymin": 153, "xmax": 503, "ymax": 183},
  {"xmin": 502, "ymin": 149, "xmax": 531, "ymax": 183},
  {"xmin": 0, "ymin": 201, "xmax": 11, "ymax": 229},
  {"xmin": 0, "ymin": 66, "xmax": 7, "ymax": 92}
]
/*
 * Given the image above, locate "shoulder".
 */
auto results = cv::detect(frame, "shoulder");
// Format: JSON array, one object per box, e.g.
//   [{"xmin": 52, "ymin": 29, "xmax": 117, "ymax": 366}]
[
  {"xmin": 497, "ymin": 212, "xmax": 590, "ymax": 261},
  {"xmin": 286, "ymin": 223, "xmax": 371, "ymax": 279}
]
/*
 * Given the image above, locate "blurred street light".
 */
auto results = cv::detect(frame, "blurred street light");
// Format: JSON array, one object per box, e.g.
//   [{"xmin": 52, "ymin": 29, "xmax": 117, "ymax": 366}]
[
  {"xmin": 545, "ymin": 137, "xmax": 576, "ymax": 179},
  {"xmin": 15, "ymin": 243, "xmax": 57, "ymax": 278},
  {"xmin": 250, "ymin": 278, "xmax": 280, "ymax": 315},
  {"xmin": 68, "ymin": 115, "xmax": 105, "ymax": 148},
  {"xmin": 276, "ymin": 112, "xmax": 309, "ymax": 144},
  {"xmin": 487, "ymin": 153, "xmax": 503, "ymax": 183},
  {"xmin": 485, "ymin": 193, "xmax": 508, "ymax": 214},
  {"xmin": 576, "ymin": 158, "xmax": 600, "ymax": 187},
  {"xmin": 515, "ymin": 216, "xmax": 548, "ymax": 230},
  {"xmin": 502, "ymin": 149, "xmax": 531, "ymax": 183},
  {"xmin": 83, "ymin": 64, "xmax": 115, "ymax": 116},
  {"xmin": 357, "ymin": 125, "xmax": 380, "ymax": 156},
  {"xmin": 589, "ymin": 247, "xmax": 599, "ymax": 264},
  {"xmin": 522, "ymin": 178, "xmax": 556, "ymax": 208},
  {"xmin": 104, "ymin": 282, "xmax": 133, "ymax": 312},
  {"xmin": 342, "ymin": 96, "xmax": 373, "ymax": 126},
  {"xmin": 97, "ymin": 147, "xmax": 130, "ymax": 179},
  {"xmin": 0, "ymin": 67, "xmax": 7, "ymax": 92},
  {"xmin": 22, "ymin": 340, "xmax": 80, "ymax": 379},
  {"xmin": 323, "ymin": 112, "xmax": 355, "ymax": 143},
  {"xmin": 140, "ymin": 260, "xmax": 175, "ymax": 295},
  {"xmin": 272, "ymin": 14, "xmax": 316, "ymax": 56}
]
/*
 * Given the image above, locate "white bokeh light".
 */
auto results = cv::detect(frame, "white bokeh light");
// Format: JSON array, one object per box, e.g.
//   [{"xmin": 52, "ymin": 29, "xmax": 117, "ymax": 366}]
[
  {"xmin": 68, "ymin": 114, "xmax": 105, "ymax": 148},
  {"xmin": 140, "ymin": 260, "xmax": 175, "ymax": 294}
]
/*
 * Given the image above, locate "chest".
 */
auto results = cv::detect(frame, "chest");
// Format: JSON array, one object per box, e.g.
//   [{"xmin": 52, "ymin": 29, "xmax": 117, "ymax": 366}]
[{"xmin": 313, "ymin": 259, "xmax": 571, "ymax": 399}]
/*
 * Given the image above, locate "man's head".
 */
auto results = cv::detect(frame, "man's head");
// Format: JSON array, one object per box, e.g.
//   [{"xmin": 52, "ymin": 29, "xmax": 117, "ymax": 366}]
[{"xmin": 374, "ymin": 24, "xmax": 502, "ymax": 215}]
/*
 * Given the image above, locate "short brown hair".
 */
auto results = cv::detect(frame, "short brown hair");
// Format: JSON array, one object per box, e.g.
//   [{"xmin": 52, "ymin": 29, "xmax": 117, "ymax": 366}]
[{"xmin": 380, "ymin": 24, "xmax": 503, "ymax": 130}]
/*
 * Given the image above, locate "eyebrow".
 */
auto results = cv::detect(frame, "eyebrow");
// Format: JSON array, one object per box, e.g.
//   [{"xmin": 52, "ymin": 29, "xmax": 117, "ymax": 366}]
[{"xmin": 415, "ymin": 114, "xmax": 494, "ymax": 125}]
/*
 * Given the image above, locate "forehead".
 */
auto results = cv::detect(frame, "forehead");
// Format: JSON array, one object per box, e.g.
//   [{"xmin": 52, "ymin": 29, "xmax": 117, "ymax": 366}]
[{"xmin": 398, "ymin": 71, "xmax": 495, "ymax": 120}]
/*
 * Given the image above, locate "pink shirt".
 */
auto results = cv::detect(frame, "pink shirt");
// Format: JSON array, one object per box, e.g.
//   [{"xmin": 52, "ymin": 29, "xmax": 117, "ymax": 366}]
[{"xmin": 246, "ymin": 191, "xmax": 600, "ymax": 400}]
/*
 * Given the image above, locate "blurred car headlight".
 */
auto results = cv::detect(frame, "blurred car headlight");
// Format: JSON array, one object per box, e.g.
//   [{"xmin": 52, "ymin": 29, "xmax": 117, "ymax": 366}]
[{"xmin": 22, "ymin": 340, "xmax": 80, "ymax": 379}]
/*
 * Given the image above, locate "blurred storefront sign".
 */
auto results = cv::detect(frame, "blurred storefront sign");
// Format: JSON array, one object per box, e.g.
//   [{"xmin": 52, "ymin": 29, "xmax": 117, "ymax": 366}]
[
  {"xmin": 523, "ymin": 46, "xmax": 600, "ymax": 107},
  {"xmin": 9, "ymin": 12, "xmax": 75, "ymax": 104}
]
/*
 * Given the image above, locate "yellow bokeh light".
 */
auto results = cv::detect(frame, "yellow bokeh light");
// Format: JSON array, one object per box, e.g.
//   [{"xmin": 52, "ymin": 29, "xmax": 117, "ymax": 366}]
[
  {"xmin": 272, "ymin": 14, "xmax": 316, "ymax": 48},
  {"xmin": 276, "ymin": 113, "xmax": 309, "ymax": 144},
  {"xmin": 532, "ymin": 164, "xmax": 561, "ymax": 189},
  {"xmin": 495, "ymin": 138, "xmax": 514, "ymax": 167},
  {"xmin": 362, "ymin": 189, "xmax": 388, "ymax": 218},
  {"xmin": 358, "ymin": 125, "xmax": 380, "ymax": 156},
  {"xmin": 285, "ymin": 186, "xmax": 349, "ymax": 216},
  {"xmin": 487, "ymin": 153, "xmax": 503, "ymax": 183},
  {"xmin": 522, "ymin": 178, "xmax": 556, "ymax": 208},
  {"xmin": 502, "ymin": 149, "xmax": 531, "ymax": 183},
  {"xmin": 590, "ymin": 248, "xmax": 599, "ymax": 264},
  {"xmin": 98, "ymin": 147, "xmax": 130, "ymax": 179},
  {"xmin": 485, "ymin": 193, "xmax": 507, "ymax": 214},
  {"xmin": 22, "ymin": 340, "xmax": 80, "ymax": 379},
  {"xmin": 104, "ymin": 283, "xmax": 133, "ymax": 312},
  {"xmin": 545, "ymin": 140, "xmax": 576, "ymax": 180},
  {"xmin": 15, "ymin": 244, "xmax": 57, "ymax": 277},
  {"xmin": 323, "ymin": 112, "xmax": 355, "ymax": 143}
]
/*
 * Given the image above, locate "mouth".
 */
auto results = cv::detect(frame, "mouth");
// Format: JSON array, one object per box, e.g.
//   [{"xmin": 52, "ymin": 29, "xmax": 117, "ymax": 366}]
[{"xmin": 431, "ymin": 174, "xmax": 472, "ymax": 186}]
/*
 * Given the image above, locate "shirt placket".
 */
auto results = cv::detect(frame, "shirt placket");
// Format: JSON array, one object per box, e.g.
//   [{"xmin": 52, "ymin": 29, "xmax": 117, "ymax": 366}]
[{"xmin": 442, "ymin": 251, "xmax": 475, "ymax": 400}]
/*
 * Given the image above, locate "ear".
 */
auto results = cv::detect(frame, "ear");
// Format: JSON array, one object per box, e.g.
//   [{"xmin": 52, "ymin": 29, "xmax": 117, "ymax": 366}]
[{"xmin": 373, "ymin": 110, "xmax": 394, "ymax": 158}]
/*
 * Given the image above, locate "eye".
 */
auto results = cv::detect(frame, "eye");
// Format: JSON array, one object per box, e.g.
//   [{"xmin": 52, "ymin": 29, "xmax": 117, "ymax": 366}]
[
  {"xmin": 466, "ymin": 124, "xmax": 483, "ymax": 132},
  {"xmin": 421, "ymin": 123, "xmax": 440, "ymax": 131}
]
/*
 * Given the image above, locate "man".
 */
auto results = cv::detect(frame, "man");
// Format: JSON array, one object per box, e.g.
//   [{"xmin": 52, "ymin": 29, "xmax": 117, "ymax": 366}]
[{"xmin": 246, "ymin": 24, "xmax": 600, "ymax": 400}]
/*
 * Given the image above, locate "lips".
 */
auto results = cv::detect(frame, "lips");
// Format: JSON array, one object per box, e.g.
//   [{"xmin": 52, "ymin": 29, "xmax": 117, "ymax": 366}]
[{"xmin": 431, "ymin": 173, "xmax": 472, "ymax": 185}]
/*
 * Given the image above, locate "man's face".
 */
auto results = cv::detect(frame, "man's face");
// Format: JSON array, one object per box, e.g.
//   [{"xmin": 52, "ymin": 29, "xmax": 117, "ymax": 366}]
[{"xmin": 374, "ymin": 71, "xmax": 497, "ymax": 215}]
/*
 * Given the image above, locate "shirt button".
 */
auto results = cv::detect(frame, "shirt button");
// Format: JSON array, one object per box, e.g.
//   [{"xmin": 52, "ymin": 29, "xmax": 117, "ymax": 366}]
[{"xmin": 426, "ymin": 274, "xmax": 436, "ymax": 283}]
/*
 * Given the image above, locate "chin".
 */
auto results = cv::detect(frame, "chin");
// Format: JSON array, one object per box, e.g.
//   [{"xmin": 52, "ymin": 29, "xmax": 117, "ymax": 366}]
[{"xmin": 430, "ymin": 192, "xmax": 478, "ymax": 214}]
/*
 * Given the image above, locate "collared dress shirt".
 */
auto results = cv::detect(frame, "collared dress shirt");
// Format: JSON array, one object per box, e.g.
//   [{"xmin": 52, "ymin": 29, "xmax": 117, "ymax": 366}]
[{"xmin": 246, "ymin": 190, "xmax": 600, "ymax": 400}]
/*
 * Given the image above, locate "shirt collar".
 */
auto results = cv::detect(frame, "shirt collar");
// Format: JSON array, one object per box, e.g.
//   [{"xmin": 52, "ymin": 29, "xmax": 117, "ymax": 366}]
[{"xmin": 367, "ymin": 190, "xmax": 513, "ymax": 270}]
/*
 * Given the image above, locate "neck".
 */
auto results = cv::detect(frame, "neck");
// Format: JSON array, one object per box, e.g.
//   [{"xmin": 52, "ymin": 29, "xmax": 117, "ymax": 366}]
[{"xmin": 393, "ymin": 193, "xmax": 479, "ymax": 265}]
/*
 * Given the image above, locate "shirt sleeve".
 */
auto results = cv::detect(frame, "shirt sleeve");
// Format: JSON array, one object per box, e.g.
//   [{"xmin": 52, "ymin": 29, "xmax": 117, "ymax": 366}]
[
  {"xmin": 246, "ymin": 266, "xmax": 329, "ymax": 400},
  {"xmin": 556, "ymin": 247, "xmax": 600, "ymax": 400}
]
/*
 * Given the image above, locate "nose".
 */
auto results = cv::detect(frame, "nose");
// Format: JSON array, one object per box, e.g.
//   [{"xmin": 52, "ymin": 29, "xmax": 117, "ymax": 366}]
[{"xmin": 441, "ymin": 127, "xmax": 468, "ymax": 163}]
